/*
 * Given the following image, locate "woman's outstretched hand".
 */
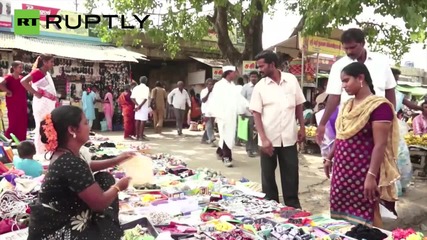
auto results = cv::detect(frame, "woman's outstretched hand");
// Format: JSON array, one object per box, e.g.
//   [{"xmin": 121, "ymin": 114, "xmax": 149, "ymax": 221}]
[{"xmin": 115, "ymin": 152, "xmax": 137, "ymax": 164}]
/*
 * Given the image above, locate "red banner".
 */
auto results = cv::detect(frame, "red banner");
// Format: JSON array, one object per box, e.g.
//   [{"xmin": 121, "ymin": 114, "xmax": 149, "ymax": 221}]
[
  {"xmin": 0, "ymin": 0, "xmax": 12, "ymax": 28},
  {"xmin": 22, "ymin": 4, "xmax": 60, "ymax": 21}
]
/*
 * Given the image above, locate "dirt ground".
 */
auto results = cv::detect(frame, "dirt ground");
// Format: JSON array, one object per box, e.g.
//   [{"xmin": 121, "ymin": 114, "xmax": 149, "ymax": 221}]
[{"xmin": 101, "ymin": 128, "xmax": 427, "ymax": 233}]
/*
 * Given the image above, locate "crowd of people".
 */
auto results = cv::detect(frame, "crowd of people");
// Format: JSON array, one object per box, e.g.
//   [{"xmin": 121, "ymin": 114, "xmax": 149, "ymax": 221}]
[{"xmin": 0, "ymin": 26, "xmax": 423, "ymax": 238}]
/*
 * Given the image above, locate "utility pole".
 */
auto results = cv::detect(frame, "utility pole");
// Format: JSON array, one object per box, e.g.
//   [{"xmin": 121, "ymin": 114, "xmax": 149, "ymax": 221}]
[{"xmin": 74, "ymin": 0, "xmax": 78, "ymax": 11}]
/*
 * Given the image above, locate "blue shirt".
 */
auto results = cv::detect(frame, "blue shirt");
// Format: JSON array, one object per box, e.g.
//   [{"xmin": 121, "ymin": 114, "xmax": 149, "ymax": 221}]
[{"xmin": 13, "ymin": 157, "xmax": 43, "ymax": 178}]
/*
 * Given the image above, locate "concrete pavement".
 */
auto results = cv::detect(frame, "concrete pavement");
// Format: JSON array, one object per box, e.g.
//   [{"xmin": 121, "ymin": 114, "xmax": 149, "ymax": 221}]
[{"xmin": 101, "ymin": 127, "xmax": 427, "ymax": 232}]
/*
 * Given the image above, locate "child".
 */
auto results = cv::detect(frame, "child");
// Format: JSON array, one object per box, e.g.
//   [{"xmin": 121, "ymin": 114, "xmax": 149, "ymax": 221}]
[{"xmin": 13, "ymin": 141, "xmax": 43, "ymax": 177}]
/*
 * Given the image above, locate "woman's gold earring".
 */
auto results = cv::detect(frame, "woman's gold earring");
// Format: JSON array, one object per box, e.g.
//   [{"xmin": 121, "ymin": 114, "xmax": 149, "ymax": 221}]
[
  {"xmin": 72, "ymin": 133, "xmax": 76, "ymax": 138},
  {"xmin": 360, "ymin": 82, "xmax": 363, "ymax": 88}
]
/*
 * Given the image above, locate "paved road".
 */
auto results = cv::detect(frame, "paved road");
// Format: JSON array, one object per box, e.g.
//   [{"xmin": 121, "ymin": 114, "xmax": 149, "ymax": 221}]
[{"xmin": 102, "ymin": 128, "xmax": 427, "ymax": 232}]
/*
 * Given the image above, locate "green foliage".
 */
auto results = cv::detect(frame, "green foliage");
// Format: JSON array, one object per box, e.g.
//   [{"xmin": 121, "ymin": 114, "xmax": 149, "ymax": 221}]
[
  {"xmin": 288, "ymin": 0, "xmax": 427, "ymax": 63},
  {"xmin": 85, "ymin": 0, "xmax": 277, "ymax": 63}
]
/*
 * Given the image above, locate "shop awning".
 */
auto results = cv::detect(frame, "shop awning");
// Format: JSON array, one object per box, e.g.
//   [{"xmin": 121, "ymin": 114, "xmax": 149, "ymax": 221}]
[
  {"xmin": 265, "ymin": 28, "xmax": 344, "ymax": 57},
  {"xmin": 0, "ymin": 32, "xmax": 147, "ymax": 62},
  {"xmin": 397, "ymin": 85, "xmax": 427, "ymax": 96},
  {"xmin": 189, "ymin": 56, "xmax": 228, "ymax": 68},
  {"xmin": 265, "ymin": 35, "xmax": 300, "ymax": 57},
  {"xmin": 0, "ymin": 32, "xmax": 15, "ymax": 49}
]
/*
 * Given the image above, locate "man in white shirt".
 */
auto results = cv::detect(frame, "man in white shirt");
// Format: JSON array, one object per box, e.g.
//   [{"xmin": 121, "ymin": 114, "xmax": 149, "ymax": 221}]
[
  {"xmin": 131, "ymin": 76, "xmax": 150, "ymax": 141},
  {"xmin": 316, "ymin": 28, "xmax": 396, "ymax": 144},
  {"xmin": 209, "ymin": 65, "xmax": 248, "ymax": 167},
  {"xmin": 250, "ymin": 50, "xmax": 305, "ymax": 208},
  {"xmin": 241, "ymin": 71, "xmax": 259, "ymax": 157},
  {"xmin": 234, "ymin": 77, "xmax": 245, "ymax": 146},
  {"xmin": 167, "ymin": 81, "xmax": 191, "ymax": 135},
  {"xmin": 200, "ymin": 78, "xmax": 216, "ymax": 145}
]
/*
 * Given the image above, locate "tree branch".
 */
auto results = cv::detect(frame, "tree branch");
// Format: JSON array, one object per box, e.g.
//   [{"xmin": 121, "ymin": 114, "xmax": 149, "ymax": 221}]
[{"xmin": 213, "ymin": 3, "xmax": 242, "ymax": 65}]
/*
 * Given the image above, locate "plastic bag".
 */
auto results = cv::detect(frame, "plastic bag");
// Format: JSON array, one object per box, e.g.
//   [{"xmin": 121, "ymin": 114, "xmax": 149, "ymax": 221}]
[
  {"xmin": 319, "ymin": 108, "xmax": 338, "ymax": 158},
  {"xmin": 396, "ymin": 120, "xmax": 413, "ymax": 196}
]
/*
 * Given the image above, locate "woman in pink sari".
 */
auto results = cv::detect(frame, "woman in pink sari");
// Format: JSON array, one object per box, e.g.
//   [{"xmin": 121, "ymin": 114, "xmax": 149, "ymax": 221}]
[
  {"xmin": 21, "ymin": 54, "xmax": 57, "ymax": 155},
  {"xmin": 103, "ymin": 86, "xmax": 114, "ymax": 131}
]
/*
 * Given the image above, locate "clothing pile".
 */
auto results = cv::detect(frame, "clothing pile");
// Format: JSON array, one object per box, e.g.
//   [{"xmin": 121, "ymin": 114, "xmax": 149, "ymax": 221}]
[
  {"xmin": 0, "ymin": 174, "xmax": 40, "ymax": 235},
  {"xmin": 345, "ymin": 224, "xmax": 388, "ymax": 240}
]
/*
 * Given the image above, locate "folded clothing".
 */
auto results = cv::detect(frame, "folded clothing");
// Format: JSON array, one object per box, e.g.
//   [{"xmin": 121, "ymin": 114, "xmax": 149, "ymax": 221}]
[{"xmin": 345, "ymin": 224, "xmax": 388, "ymax": 240}]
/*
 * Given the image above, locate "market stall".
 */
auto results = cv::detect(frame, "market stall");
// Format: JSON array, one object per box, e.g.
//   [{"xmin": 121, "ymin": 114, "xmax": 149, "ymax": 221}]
[
  {"xmin": 0, "ymin": 137, "xmax": 424, "ymax": 240},
  {"xmin": 404, "ymin": 133, "xmax": 427, "ymax": 177}
]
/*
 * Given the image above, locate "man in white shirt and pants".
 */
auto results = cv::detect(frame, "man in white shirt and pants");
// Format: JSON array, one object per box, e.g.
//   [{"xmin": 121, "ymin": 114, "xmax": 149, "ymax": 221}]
[
  {"xmin": 209, "ymin": 65, "xmax": 248, "ymax": 167},
  {"xmin": 131, "ymin": 76, "xmax": 150, "ymax": 141},
  {"xmin": 167, "ymin": 81, "xmax": 191, "ymax": 136},
  {"xmin": 316, "ymin": 28, "xmax": 396, "ymax": 144},
  {"xmin": 200, "ymin": 78, "xmax": 216, "ymax": 145}
]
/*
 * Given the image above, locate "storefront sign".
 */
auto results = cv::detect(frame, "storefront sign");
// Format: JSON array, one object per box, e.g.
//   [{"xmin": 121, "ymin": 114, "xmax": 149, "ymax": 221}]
[
  {"xmin": 242, "ymin": 61, "xmax": 257, "ymax": 75},
  {"xmin": 0, "ymin": 0, "xmax": 12, "ymax": 28},
  {"xmin": 18, "ymin": 4, "xmax": 149, "ymax": 36},
  {"xmin": 304, "ymin": 36, "xmax": 345, "ymax": 56},
  {"xmin": 212, "ymin": 68, "xmax": 223, "ymax": 80}
]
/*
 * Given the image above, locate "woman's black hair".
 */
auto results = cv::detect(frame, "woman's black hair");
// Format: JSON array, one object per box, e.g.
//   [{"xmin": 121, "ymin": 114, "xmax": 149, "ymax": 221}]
[
  {"xmin": 155, "ymin": 81, "xmax": 162, "ymax": 87},
  {"xmin": 341, "ymin": 62, "xmax": 376, "ymax": 95},
  {"xmin": 10, "ymin": 61, "xmax": 23, "ymax": 74},
  {"xmin": 33, "ymin": 54, "xmax": 54, "ymax": 70},
  {"xmin": 189, "ymin": 89, "xmax": 196, "ymax": 97},
  {"xmin": 40, "ymin": 106, "xmax": 83, "ymax": 149}
]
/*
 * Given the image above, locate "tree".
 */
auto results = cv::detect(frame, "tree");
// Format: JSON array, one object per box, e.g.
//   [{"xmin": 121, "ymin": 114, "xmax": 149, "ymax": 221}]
[
  {"xmin": 85, "ymin": 0, "xmax": 280, "ymax": 66},
  {"xmin": 288, "ymin": 0, "xmax": 427, "ymax": 63}
]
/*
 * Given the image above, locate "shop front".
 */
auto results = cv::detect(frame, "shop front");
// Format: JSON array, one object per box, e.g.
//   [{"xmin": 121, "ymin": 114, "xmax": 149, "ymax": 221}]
[
  {"xmin": 0, "ymin": 2, "xmax": 148, "ymax": 131},
  {"xmin": 267, "ymin": 30, "xmax": 344, "ymax": 104}
]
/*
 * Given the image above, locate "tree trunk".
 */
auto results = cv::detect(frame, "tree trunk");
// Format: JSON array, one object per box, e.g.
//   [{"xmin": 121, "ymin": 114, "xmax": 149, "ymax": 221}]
[
  {"xmin": 212, "ymin": 6, "xmax": 242, "ymax": 66},
  {"xmin": 210, "ymin": 0, "xmax": 264, "ymax": 67},
  {"xmin": 241, "ymin": 0, "xmax": 264, "ymax": 62}
]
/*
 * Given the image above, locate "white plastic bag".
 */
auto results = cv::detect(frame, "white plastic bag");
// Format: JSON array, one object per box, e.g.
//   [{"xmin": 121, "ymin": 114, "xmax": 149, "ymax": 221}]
[{"xmin": 396, "ymin": 120, "xmax": 413, "ymax": 195}]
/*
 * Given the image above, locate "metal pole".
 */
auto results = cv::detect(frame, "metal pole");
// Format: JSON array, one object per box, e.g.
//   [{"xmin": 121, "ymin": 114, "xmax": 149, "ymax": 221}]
[
  {"xmin": 301, "ymin": 50, "xmax": 305, "ymax": 87},
  {"xmin": 315, "ymin": 52, "xmax": 320, "ymax": 88}
]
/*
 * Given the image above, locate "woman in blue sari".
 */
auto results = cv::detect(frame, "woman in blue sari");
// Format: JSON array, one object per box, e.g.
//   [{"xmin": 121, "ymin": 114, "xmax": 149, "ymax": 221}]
[{"xmin": 82, "ymin": 87, "xmax": 96, "ymax": 130}]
